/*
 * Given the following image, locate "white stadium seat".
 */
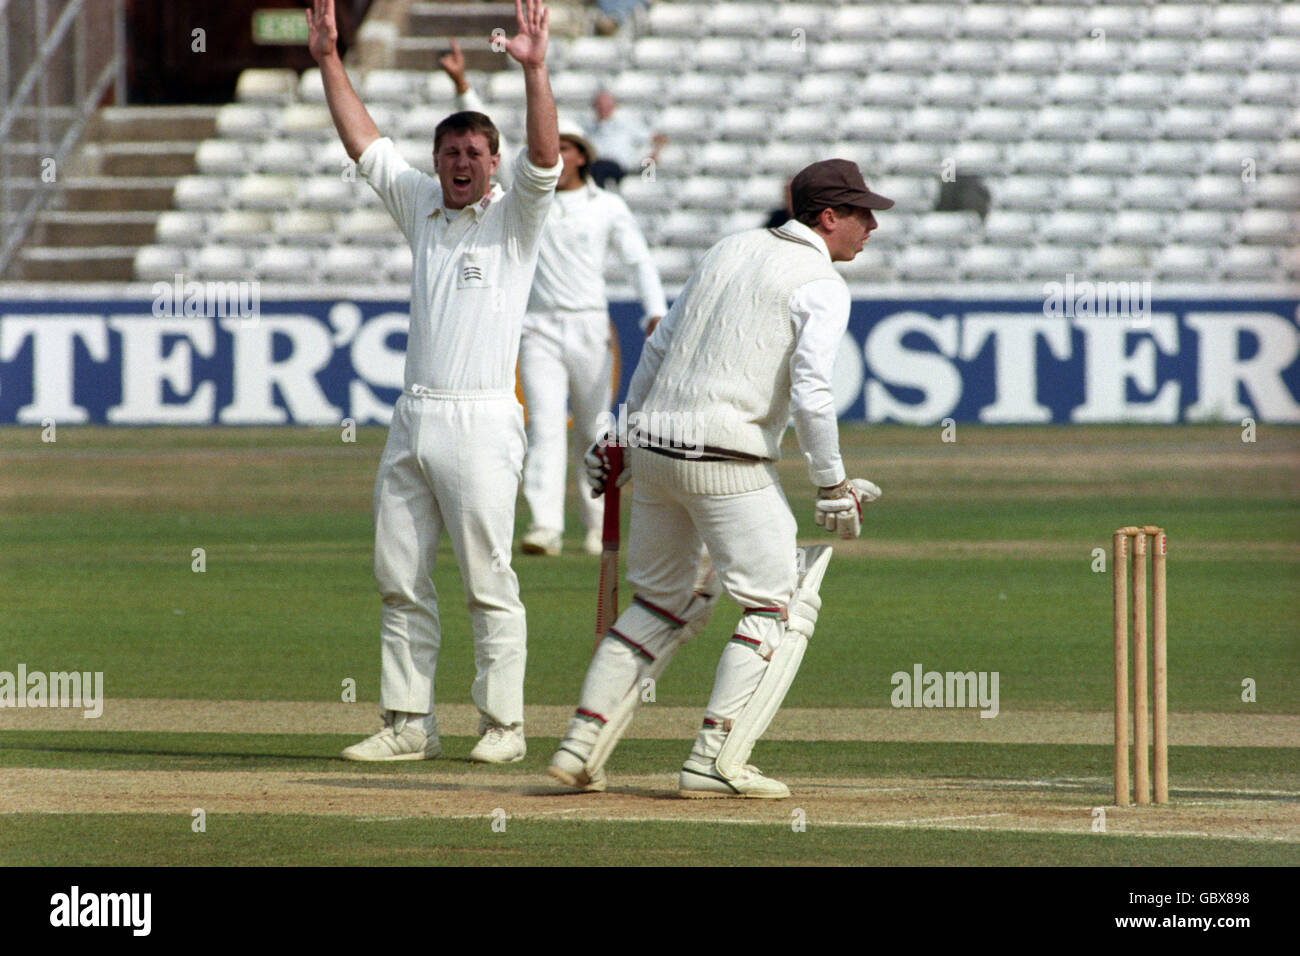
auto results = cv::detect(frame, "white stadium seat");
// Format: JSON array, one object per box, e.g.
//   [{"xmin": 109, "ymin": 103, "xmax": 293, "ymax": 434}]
[
  {"xmin": 1260, "ymin": 38, "xmax": 1300, "ymax": 70},
  {"xmin": 836, "ymin": 246, "xmax": 892, "ymax": 282},
  {"xmin": 983, "ymin": 211, "xmax": 1038, "ymax": 245},
  {"xmin": 216, "ymin": 104, "xmax": 271, "ymax": 140},
  {"xmin": 549, "ymin": 72, "xmax": 601, "ymax": 105},
  {"xmin": 840, "ymin": 107, "xmax": 902, "ymax": 141},
  {"xmin": 1284, "ymin": 248, "xmax": 1300, "ymax": 281},
  {"xmin": 617, "ymin": 175, "xmax": 675, "ymax": 211},
  {"xmin": 1110, "ymin": 211, "xmax": 1168, "ymax": 245},
  {"xmin": 1020, "ymin": 7, "xmax": 1080, "ymax": 40},
  {"xmin": 906, "ymin": 108, "xmax": 963, "ymax": 141},
  {"xmin": 1069, "ymin": 38, "xmax": 1128, "ymax": 74},
  {"xmin": 1092, "ymin": 245, "xmax": 1154, "ymax": 276},
  {"xmin": 881, "ymin": 142, "xmax": 941, "ymax": 175},
  {"xmin": 678, "ymin": 177, "xmax": 734, "ymax": 211},
  {"xmin": 752, "ymin": 143, "xmax": 819, "ymax": 177},
  {"xmin": 1074, "ymin": 142, "xmax": 1134, "ymax": 175},
  {"xmin": 1197, "ymin": 39, "xmax": 1255, "ymax": 70},
  {"xmin": 1021, "ymin": 245, "xmax": 1087, "ymax": 278},
  {"xmin": 961, "ymin": 4, "xmax": 1012, "ymax": 38},
  {"xmin": 893, "ymin": 5, "xmax": 952, "ymax": 38},
  {"xmin": 235, "ymin": 68, "xmax": 297, "ymax": 104},
  {"xmin": 633, "ymin": 37, "xmax": 690, "ymax": 71},
  {"xmin": 647, "ymin": 3, "xmax": 703, "ymax": 37},
  {"xmin": 253, "ymin": 245, "xmax": 315, "ymax": 281},
  {"xmin": 1148, "ymin": 5, "xmax": 1206, "ymax": 39},
  {"xmin": 656, "ymin": 105, "xmax": 712, "ymax": 138},
  {"xmin": 1062, "ymin": 176, "xmax": 1114, "ymax": 210},
  {"xmin": 134, "ymin": 245, "xmax": 188, "ymax": 281},
  {"xmin": 1255, "ymin": 176, "xmax": 1300, "ymax": 208},
  {"xmin": 1007, "ymin": 142, "xmax": 1072, "ymax": 175},
  {"xmin": 1121, "ymin": 176, "xmax": 1189, "ymax": 211},
  {"xmin": 1043, "ymin": 211, "xmax": 1105, "ymax": 244},
  {"xmin": 1226, "ymin": 105, "xmax": 1290, "ymax": 139},
  {"xmin": 1038, "ymin": 108, "xmax": 1096, "ymax": 141},
  {"xmin": 567, "ymin": 37, "xmax": 629, "ymax": 71},
  {"xmin": 1133, "ymin": 40, "xmax": 1192, "ymax": 72},
  {"xmin": 1086, "ymin": 5, "xmax": 1146, "ymax": 40},
  {"xmin": 338, "ymin": 208, "xmax": 400, "ymax": 244},
  {"xmin": 1239, "ymin": 73, "xmax": 1295, "ymax": 106},
  {"xmin": 959, "ymin": 246, "xmax": 1020, "ymax": 280},
  {"xmin": 321, "ymin": 246, "xmax": 379, "ymax": 281},
  {"xmin": 652, "ymin": 247, "xmax": 696, "ymax": 281},
  {"xmin": 235, "ymin": 174, "xmax": 298, "ymax": 210},
  {"xmin": 1210, "ymin": 4, "xmax": 1276, "ymax": 38},
  {"xmin": 487, "ymin": 71, "xmax": 527, "ymax": 105},
  {"xmin": 279, "ymin": 104, "xmax": 333, "ymax": 137},
  {"xmin": 311, "ymin": 140, "xmax": 352, "ymax": 176},
  {"xmin": 894, "ymin": 247, "xmax": 955, "ymax": 281},
  {"xmin": 697, "ymin": 142, "xmax": 752, "ymax": 177},
  {"xmin": 965, "ymin": 107, "xmax": 1030, "ymax": 142},
  {"xmin": 673, "ymin": 73, "xmax": 726, "ymax": 104},
  {"xmin": 707, "ymin": 5, "xmax": 771, "ymax": 38},
  {"xmin": 1238, "ymin": 210, "xmax": 1298, "ymax": 244},
  {"xmin": 1209, "ymin": 140, "xmax": 1261, "ymax": 172},
  {"xmin": 658, "ymin": 210, "xmax": 718, "ymax": 244},
  {"xmin": 194, "ymin": 244, "xmax": 249, "ymax": 279},
  {"xmin": 1271, "ymin": 141, "xmax": 1300, "ymax": 173},
  {"xmin": 1279, "ymin": 5, "xmax": 1300, "ymax": 36},
  {"xmin": 1109, "ymin": 73, "xmax": 1171, "ymax": 108},
  {"xmin": 827, "ymin": 6, "xmax": 889, "ymax": 40},
  {"xmin": 196, "ymin": 140, "xmax": 249, "ymax": 175},
  {"xmin": 922, "ymin": 73, "xmax": 979, "ymax": 107},
  {"xmin": 253, "ymin": 141, "xmax": 310, "ymax": 175},
  {"xmin": 809, "ymin": 41, "xmax": 868, "ymax": 73},
  {"xmin": 871, "ymin": 177, "xmax": 935, "ymax": 210},
  {"xmin": 300, "ymin": 176, "xmax": 360, "ymax": 211},
  {"xmin": 1191, "ymin": 175, "xmax": 1251, "ymax": 210},
  {"xmin": 361, "ymin": 70, "xmax": 420, "ymax": 104},
  {"xmin": 1221, "ymin": 247, "xmax": 1276, "ymax": 279},
  {"xmin": 1046, "ymin": 73, "xmax": 1103, "ymax": 106},
  {"xmin": 795, "ymin": 73, "xmax": 860, "ymax": 105},
  {"xmin": 861, "ymin": 73, "xmax": 920, "ymax": 106},
  {"xmin": 1006, "ymin": 40, "xmax": 1062, "ymax": 74},
  {"xmin": 1154, "ymin": 245, "xmax": 1215, "ymax": 279},
  {"xmin": 774, "ymin": 111, "xmax": 836, "ymax": 142},
  {"xmin": 738, "ymin": 175, "xmax": 787, "ymax": 208},
  {"xmin": 755, "ymin": 38, "xmax": 809, "ymax": 71},
  {"xmin": 983, "ymin": 75, "xmax": 1041, "ymax": 107},
  {"xmin": 914, "ymin": 211, "xmax": 982, "ymax": 246},
  {"xmin": 773, "ymin": 4, "xmax": 826, "ymax": 38},
  {"xmin": 951, "ymin": 141, "xmax": 1002, "ymax": 176},
  {"xmin": 1099, "ymin": 108, "xmax": 1155, "ymax": 140},
  {"xmin": 1177, "ymin": 73, "xmax": 1239, "ymax": 108},
  {"xmin": 1173, "ymin": 211, "xmax": 1233, "ymax": 245},
  {"xmin": 729, "ymin": 73, "xmax": 789, "ymax": 105},
  {"xmin": 383, "ymin": 245, "xmax": 413, "ymax": 283},
  {"xmin": 881, "ymin": 39, "xmax": 941, "ymax": 72},
  {"xmin": 274, "ymin": 210, "xmax": 333, "ymax": 245},
  {"xmin": 214, "ymin": 210, "xmax": 273, "ymax": 243},
  {"xmin": 173, "ymin": 176, "xmax": 229, "ymax": 211},
  {"xmin": 155, "ymin": 211, "xmax": 207, "ymax": 247},
  {"xmin": 1163, "ymin": 107, "xmax": 1223, "ymax": 140},
  {"xmin": 1142, "ymin": 142, "xmax": 1203, "ymax": 174},
  {"xmin": 944, "ymin": 40, "xmax": 1000, "ymax": 73},
  {"xmin": 692, "ymin": 38, "xmax": 750, "ymax": 72}
]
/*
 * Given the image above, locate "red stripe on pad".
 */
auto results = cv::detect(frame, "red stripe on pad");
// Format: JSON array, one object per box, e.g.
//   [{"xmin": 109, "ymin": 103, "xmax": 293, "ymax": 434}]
[{"xmin": 633, "ymin": 595, "xmax": 686, "ymax": 626}]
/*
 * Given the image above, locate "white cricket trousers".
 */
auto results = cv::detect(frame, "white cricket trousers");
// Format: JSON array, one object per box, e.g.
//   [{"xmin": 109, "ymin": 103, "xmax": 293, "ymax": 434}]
[
  {"xmin": 372, "ymin": 388, "xmax": 527, "ymax": 726},
  {"xmin": 518, "ymin": 309, "xmax": 614, "ymax": 534}
]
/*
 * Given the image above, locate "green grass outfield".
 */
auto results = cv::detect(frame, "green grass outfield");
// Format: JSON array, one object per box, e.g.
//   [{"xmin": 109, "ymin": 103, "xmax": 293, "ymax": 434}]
[{"xmin": 0, "ymin": 424, "xmax": 1296, "ymax": 866}]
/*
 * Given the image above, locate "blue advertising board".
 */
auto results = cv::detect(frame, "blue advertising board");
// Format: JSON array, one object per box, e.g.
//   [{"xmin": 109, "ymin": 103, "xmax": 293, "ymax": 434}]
[{"xmin": 1, "ymin": 292, "xmax": 1297, "ymax": 425}]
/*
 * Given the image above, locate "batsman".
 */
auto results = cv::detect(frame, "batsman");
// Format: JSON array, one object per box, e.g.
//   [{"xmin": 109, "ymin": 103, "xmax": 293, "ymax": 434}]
[{"xmin": 547, "ymin": 159, "xmax": 891, "ymax": 798}]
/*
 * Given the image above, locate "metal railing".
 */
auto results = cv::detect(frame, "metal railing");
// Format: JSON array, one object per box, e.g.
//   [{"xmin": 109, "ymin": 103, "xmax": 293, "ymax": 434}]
[{"xmin": 1, "ymin": 0, "xmax": 125, "ymax": 277}]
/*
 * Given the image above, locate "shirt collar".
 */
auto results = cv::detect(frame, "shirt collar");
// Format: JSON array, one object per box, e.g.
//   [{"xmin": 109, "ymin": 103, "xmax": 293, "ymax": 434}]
[
  {"xmin": 430, "ymin": 183, "xmax": 502, "ymax": 221},
  {"xmin": 774, "ymin": 218, "xmax": 831, "ymax": 261}
]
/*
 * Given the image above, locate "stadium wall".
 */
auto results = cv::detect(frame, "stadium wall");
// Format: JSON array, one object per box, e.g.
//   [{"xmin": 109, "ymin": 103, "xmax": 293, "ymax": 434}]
[{"xmin": 0, "ymin": 291, "xmax": 1297, "ymax": 425}]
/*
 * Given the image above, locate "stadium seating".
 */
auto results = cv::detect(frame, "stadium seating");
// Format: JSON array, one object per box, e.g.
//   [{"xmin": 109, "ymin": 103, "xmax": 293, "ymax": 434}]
[{"xmin": 137, "ymin": 0, "xmax": 1298, "ymax": 291}]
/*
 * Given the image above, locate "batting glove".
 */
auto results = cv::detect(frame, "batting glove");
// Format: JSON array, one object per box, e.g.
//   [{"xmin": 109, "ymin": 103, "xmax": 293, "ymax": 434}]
[
  {"xmin": 584, "ymin": 436, "xmax": 630, "ymax": 498},
  {"xmin": 814, "ymin": 478, "xmax": 882, "ymax": 540}
]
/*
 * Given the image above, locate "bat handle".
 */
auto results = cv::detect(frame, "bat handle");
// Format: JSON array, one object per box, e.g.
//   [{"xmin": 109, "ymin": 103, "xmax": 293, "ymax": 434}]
[{"xmin": 601, "ymin": 444, "xmax": 623, "ymax": 546}]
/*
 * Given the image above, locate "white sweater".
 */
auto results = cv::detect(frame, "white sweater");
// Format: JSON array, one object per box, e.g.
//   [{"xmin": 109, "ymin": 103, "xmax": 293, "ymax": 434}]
[{"xmin": 627, "ymin": 224, "xmax": 846, "ymax": 495}]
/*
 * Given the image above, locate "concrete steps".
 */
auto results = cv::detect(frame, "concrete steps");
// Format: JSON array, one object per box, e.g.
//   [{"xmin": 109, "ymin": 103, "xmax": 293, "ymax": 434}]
[{"xmin": 4, "ymin": 106, "xmax": 216, "ymax": 280}]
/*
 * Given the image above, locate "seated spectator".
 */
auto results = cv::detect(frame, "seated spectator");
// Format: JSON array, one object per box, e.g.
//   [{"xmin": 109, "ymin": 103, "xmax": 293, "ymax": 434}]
[
  {"xmin": 584, "ymin": 90, "xmax": 666, "ymax": 188},
  {"xmin": 594, "ymin": 0, "xmax": 650, "ymax": 35}
]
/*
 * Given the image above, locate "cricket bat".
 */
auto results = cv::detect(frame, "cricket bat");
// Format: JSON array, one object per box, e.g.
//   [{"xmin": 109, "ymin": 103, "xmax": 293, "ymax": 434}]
[{"xmin": 593, "ymin": 444, "xmax": 623, "ymax": 653}]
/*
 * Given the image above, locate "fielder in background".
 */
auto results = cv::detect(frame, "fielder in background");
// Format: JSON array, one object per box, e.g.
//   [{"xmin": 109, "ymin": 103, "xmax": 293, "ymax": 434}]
[
  {"xmin": 307, "ymin": 0, "xmax": 562, "ymax": 765},
  {"xmin": 437, "ymin": 47, "xmax": 666, "ymax": 557},
  {"xmin": 548, "ymin": 159, "xmax": 890, "ymax": 798}
]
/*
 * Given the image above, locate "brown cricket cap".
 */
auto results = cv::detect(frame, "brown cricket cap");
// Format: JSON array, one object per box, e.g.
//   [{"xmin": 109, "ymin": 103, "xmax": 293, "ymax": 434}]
[{"xmin": 790, "ymin": 158, "xmax": 894, "ymax": 218}]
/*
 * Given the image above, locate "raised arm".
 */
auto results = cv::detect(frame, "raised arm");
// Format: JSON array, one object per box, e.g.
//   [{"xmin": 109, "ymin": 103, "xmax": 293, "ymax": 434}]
[
  {"xmin": 307, "ymin": 0, "xmax": 380, "ymax": 161},
  {"xmin": 502, "ymin": 0, "xmax": 559, "ymax": 169}
]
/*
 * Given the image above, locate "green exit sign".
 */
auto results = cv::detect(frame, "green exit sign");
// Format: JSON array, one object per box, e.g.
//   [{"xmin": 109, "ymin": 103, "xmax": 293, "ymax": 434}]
[{"xmin": 252, "ymin": 9, "xmax": 310, "ymax": 45}]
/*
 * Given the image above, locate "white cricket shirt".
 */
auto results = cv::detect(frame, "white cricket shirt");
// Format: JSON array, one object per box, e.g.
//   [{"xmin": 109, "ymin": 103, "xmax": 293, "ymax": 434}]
[{"xmin": 357, "ymin": 136, "xmax": 562, "ymax": 391}]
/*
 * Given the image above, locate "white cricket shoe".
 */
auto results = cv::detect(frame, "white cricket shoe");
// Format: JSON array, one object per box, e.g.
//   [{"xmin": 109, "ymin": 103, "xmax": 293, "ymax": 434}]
[
  {"xmin": 341, "ymin": 712, "xmax": 441, "ymax": 761},
  {"xmin": 522, "ymin": 526, "xmax": 562, "ymax": 556},
  {"xmin": 469, "ymin": 723, "xmax": 527, "ymax": 763},
  {"xmin": 546, "ymin": 747, "xmax": 607, "ymax": 792},
  {"xmin": 582, "ymin": 528, "xmax": 603, "ymax": 556},
  {"xmin": 678, "ymin": 756, "xmax": 790, "ymax": 799}
]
